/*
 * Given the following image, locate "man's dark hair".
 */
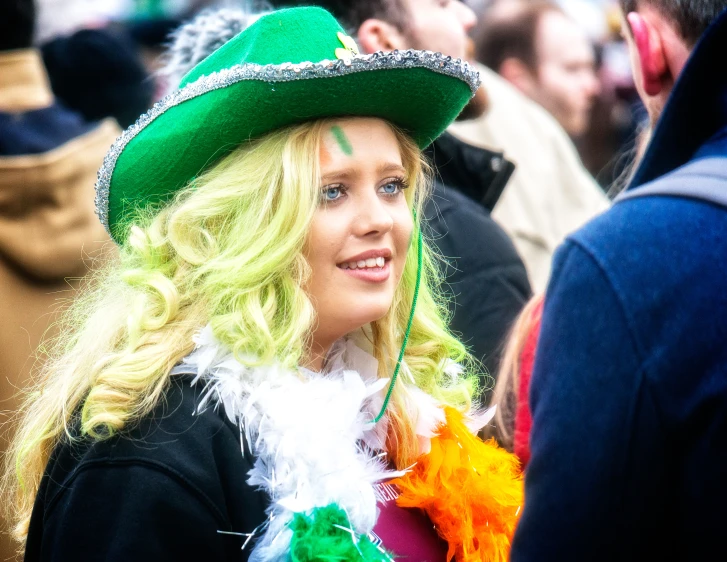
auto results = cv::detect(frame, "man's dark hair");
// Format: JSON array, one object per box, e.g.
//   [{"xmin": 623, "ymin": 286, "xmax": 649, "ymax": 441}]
[
  {"xmin": 620, "ymin": 0, "xmax": 726, "ymax": 46},
  {"xmin": 0, "ymin": 0, "xmax": 35, "ymax": 51},
  {"xmin": 267, "ymin": 0, "xmax": 409, "ymax": 34},
  {"xmin": 475, "ymin": 1, "xmax": 562, "ymax": 73}
]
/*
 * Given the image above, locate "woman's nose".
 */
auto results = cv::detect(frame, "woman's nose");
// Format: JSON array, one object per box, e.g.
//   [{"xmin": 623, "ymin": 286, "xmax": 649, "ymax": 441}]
[{"xmin": 355, "ymin": 194, "xmax": 394, "ymax": 236}]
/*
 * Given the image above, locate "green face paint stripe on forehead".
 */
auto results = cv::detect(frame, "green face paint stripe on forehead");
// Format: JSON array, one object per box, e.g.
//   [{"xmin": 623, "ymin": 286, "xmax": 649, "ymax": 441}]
[{"xmin": 330, "ymin": 125, "xmax": 354, "ymax": 156}]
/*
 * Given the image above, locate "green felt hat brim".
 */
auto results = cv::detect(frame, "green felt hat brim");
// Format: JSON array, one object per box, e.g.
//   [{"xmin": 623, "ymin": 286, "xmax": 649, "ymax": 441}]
[{"xmin": 101, "ymin": 57, "xmax": 476, "ymax": 243}]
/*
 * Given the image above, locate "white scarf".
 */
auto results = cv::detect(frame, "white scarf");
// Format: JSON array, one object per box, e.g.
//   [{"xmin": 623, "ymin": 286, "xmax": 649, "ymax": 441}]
[{"xmin": 179, "ymin": 326, "xmax": 446, "ymax": 561}]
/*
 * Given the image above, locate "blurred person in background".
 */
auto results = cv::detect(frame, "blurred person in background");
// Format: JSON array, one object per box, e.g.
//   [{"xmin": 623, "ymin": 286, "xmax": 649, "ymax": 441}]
[
  {"xmin": 578, "ymin": 12, "xmax": 643, "ymax": 188},
  {"xmin": 41, "ymin": 28, "xmax": 154, "ymax": 127},
  {"xmin": 422, "ymin": 132, "xmax": 531, "ymax": 378},
  {"xmin": 476, "ymin": 1, "xmax": 601, "ymax": 139},
  {"xmin": 156, "ymin": 7, "xmax": 268, "ymax": 95},
  {"xmin": 264, "ymin": 0, "xmax": 533, "ymax": 381},
  {"xmin": 0, "ymin": 0, "xmax": 116, "ymax": 557},
  {"xmin": 32, "ymin": 0, "xmax": 200, "ymax": 43},
  {"xmin": 511, "ymin": 1, "xmax": 727, "ymax": 560},
  {"xmin": 32, "ymin": 0, "xmax": 204, "ymax": 103},
  {"xmin": 559, "ymin": 0, "xmax": 649, "ymax": 190},
  {"xmin": 475, "ymin": 0, "xmax": 637, "ymax": 190},
  {"xmin": 449, "ymin": 1, "xmax": 610, "ymax": 292}
]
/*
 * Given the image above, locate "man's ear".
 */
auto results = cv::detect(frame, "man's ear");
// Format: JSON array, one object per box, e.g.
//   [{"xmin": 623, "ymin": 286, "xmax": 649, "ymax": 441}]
[
  {"xmin": 357, "ymin": 18, "xmax": 409, "ymax": 53},
  {"xmin": 626, "ymin": 12, "xmax": 667, "ymax": 96},
  {"xmin": 498, "ymin": 57, "xmax": 537, "ymax": 97}
]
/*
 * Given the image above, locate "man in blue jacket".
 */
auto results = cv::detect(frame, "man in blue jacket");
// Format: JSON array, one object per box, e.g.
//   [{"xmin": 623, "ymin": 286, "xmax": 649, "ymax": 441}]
[{"xmin": 511, "ymin": 2, "xmax": 727, "ymax": 561}]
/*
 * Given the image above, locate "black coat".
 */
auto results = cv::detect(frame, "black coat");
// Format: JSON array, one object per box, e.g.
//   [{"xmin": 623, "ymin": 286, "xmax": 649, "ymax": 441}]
[
  {"xmin": 424, "ymin": 133, "xmax": 531, "ymax": 385},
  {"xmin": 25, "ymin": 376, "xmax": 267, "ymax": 562}
]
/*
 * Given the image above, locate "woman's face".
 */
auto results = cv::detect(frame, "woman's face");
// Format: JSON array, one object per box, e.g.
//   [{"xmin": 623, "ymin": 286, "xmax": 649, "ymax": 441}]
[{"xmin": 305, "ymin": 118, "xmax": 414, "ymax": 356}]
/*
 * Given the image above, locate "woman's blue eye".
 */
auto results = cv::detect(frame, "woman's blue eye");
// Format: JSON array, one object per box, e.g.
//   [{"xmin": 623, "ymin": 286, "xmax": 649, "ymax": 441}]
[
  {"xmin": 322, "ymin": 186, "xmax": 343, "ymax": 201},
  {"xmin": 379, "ymin": 179, "xmax": 408, "ymax": 196}
]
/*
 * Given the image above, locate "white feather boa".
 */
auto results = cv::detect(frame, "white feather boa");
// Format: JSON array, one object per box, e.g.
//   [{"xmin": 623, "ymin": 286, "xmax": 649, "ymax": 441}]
[{"xmin": 179, "ymin": 326, "xmax": 448, "ymax": 561}]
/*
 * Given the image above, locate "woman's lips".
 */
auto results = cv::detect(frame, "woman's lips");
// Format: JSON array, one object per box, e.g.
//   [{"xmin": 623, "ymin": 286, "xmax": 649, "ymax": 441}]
[{"xmin": 338, "ymin": 260, "xmax": 390, "ymax": 283}]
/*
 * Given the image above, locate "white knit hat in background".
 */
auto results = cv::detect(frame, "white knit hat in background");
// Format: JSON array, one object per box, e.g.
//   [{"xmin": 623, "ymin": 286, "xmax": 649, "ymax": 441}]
[{"xmin": 158, "ymin": 5, "xmax": 269, "ymax": 95}]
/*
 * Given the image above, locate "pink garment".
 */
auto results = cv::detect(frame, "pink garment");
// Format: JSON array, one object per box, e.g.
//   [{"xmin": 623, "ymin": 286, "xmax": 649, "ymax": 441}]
[
  {"xmin": 372, "ymin": 481, "xmax": 448, "ymax": 560},
  {"xmin": 513, "ymin": 298, "xmax": 544, "ymax": 466}
]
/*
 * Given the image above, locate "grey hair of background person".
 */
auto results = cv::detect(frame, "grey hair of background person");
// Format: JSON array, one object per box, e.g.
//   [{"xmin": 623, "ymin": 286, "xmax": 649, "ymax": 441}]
[{"xmin": 158, "ymin": 5, "xmax": 270, "ymax": 95}]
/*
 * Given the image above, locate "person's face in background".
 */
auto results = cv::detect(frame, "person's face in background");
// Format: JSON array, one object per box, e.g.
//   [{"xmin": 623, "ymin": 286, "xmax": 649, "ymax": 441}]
[
  {"xmin": 357, "ymin": 0, "xmax": 488, "ymax": 118},
  {"xmin": 400, "ymin": 0, "xmax": 478, "ymax": 60},
  {"xmin": 530, "ymin": 10, "xmax": 601, "ymax": 136},
  {"xmin": 403, "ymin": 0, "xmax": 489, "ymax": 118}
]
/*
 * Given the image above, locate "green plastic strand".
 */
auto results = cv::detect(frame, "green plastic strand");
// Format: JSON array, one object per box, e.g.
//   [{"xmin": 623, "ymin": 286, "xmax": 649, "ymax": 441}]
[{"xmin": 373, "ymin": 222, "xmax": 423, "ymax": 424}]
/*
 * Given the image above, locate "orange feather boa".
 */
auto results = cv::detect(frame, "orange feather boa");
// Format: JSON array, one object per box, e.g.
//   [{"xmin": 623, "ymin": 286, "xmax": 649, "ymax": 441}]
[{"xmin": 392, "ymin": 407, "xmax": 524, "ymax": 561}]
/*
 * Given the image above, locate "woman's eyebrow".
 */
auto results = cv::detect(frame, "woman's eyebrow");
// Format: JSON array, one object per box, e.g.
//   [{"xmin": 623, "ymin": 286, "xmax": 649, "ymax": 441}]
[
  {"xmin": 321, "ymin": 162, "xmax": 405, "ymax": 182},
  {"xmin": 321, "ymin": 168, "xmax": 356, "ymax": 182},
  {"xmin": 377, "ymin": 162, "xmax": 406, "ymax": 175}
]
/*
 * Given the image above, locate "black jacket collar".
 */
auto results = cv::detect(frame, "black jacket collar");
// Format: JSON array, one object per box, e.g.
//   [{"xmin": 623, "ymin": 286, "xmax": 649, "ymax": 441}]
[
  {"xmin": 629, "ymin": 7, "xmax": 727, "ymax": 190},
  {"xmin": 424, "ymin": 132, "xmax": 515, "ymax": 212}
]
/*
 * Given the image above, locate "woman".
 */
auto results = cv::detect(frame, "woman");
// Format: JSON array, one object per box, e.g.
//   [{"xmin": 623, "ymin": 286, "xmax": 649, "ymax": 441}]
[{"xmin": 4, "ymin": 7, "xmax": 522, "ymax": 561}]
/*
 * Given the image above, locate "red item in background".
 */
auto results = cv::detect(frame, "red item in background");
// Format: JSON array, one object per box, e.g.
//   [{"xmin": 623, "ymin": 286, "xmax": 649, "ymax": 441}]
[{"xmin": 513, "ymin": 298, "xmax": 544, "ymax": 466}]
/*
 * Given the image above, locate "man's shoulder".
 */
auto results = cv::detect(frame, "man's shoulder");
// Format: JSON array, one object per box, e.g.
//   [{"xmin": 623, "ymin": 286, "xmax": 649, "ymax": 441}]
[
  {"xmin": 560, "ymin": 163, "xmax": 727, "ymax": 327},
  {"xmin": 573, "ymin": 156, "xmax": 727, "ymax": 255}
]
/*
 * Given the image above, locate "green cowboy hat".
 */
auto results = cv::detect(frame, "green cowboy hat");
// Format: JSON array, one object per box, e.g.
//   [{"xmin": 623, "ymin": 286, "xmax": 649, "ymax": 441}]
[{"xmin": 95, "ymin": 6, "xmax": 480, "ymax": 242}]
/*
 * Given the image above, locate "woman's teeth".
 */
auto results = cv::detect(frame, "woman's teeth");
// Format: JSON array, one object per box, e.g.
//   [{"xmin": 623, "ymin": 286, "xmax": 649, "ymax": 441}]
[{"xmin": 341, "ymin": 257, "xmax": 386, "ymax": 270}]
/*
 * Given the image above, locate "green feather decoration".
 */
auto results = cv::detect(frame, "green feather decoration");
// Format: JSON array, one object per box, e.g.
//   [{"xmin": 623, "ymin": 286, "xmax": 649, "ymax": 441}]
[{"xmin": 289, "ymin": 504, "xmax": 395, "ymax": 561}]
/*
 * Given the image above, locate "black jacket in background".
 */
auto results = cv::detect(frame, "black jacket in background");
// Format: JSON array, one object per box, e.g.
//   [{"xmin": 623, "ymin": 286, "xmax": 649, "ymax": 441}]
[{"xmin": 424, "ymin": 133, "xmax": 531, "ymax": 387}]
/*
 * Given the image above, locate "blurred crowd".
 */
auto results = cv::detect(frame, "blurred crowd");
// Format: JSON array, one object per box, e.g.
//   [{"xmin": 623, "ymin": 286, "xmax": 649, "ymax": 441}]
[
  {"xmin": 3, "ymin": 0, "xmax": 726, "ymax": 559},
  {"xmin": 33, "ymin": 0, "xmax": 644, "ymax": 184},
  {"xmin": 28, "ymin": 0, "xmax": 646, "ymax": 287}
]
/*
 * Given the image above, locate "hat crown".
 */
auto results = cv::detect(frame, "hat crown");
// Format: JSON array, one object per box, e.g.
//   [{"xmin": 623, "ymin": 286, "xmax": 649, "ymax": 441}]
[{"xmin": 180, "ymin": 7, "xmax": 347, "ymax": 88}]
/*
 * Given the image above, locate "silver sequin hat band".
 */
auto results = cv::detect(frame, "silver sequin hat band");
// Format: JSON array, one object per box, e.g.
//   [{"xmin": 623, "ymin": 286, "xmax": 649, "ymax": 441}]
[{"xmin": 95, "ymin": 50, "xmax": 480, "ymax": 236}]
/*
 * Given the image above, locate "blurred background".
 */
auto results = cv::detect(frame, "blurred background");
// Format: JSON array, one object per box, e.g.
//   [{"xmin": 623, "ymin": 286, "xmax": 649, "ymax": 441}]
[{"xmin": 33, "ymin": 0, "xmax": 645, "ymax": 188}]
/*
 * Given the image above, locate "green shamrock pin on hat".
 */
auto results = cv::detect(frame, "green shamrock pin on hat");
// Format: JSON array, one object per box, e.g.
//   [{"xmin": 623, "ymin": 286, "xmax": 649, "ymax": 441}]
[{"xmin": 95, "ymin": 6, "xmax": 480, "ymax": 242}]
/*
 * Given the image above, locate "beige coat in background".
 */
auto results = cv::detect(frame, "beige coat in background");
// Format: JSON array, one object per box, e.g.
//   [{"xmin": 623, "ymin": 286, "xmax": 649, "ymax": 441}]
[
  {"xmin": 449, "ymin": 64, "xmax": 610, "ymax": 291},
  {"xmin": 0, "ymin": 50, "xmax": 118, "ymax": 559}
]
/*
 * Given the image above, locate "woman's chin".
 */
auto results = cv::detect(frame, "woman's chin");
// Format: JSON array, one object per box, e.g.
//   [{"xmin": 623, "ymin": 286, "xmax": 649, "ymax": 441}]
[{"xmin": 331, "ymin": 300, "xmax": 394, "ymax": 335}]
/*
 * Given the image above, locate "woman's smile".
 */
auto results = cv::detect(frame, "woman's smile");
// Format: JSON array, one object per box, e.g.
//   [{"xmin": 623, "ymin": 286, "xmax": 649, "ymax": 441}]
[{"xmin": 337, "ymin": 248, "xmax": 392, "ymax": 282}]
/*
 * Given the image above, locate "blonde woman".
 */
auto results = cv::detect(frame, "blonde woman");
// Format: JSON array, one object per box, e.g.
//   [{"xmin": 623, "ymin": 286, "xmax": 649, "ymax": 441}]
[{"xmin": 4, "ymin": 7, "xmax": 522, "ymax": 562}]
